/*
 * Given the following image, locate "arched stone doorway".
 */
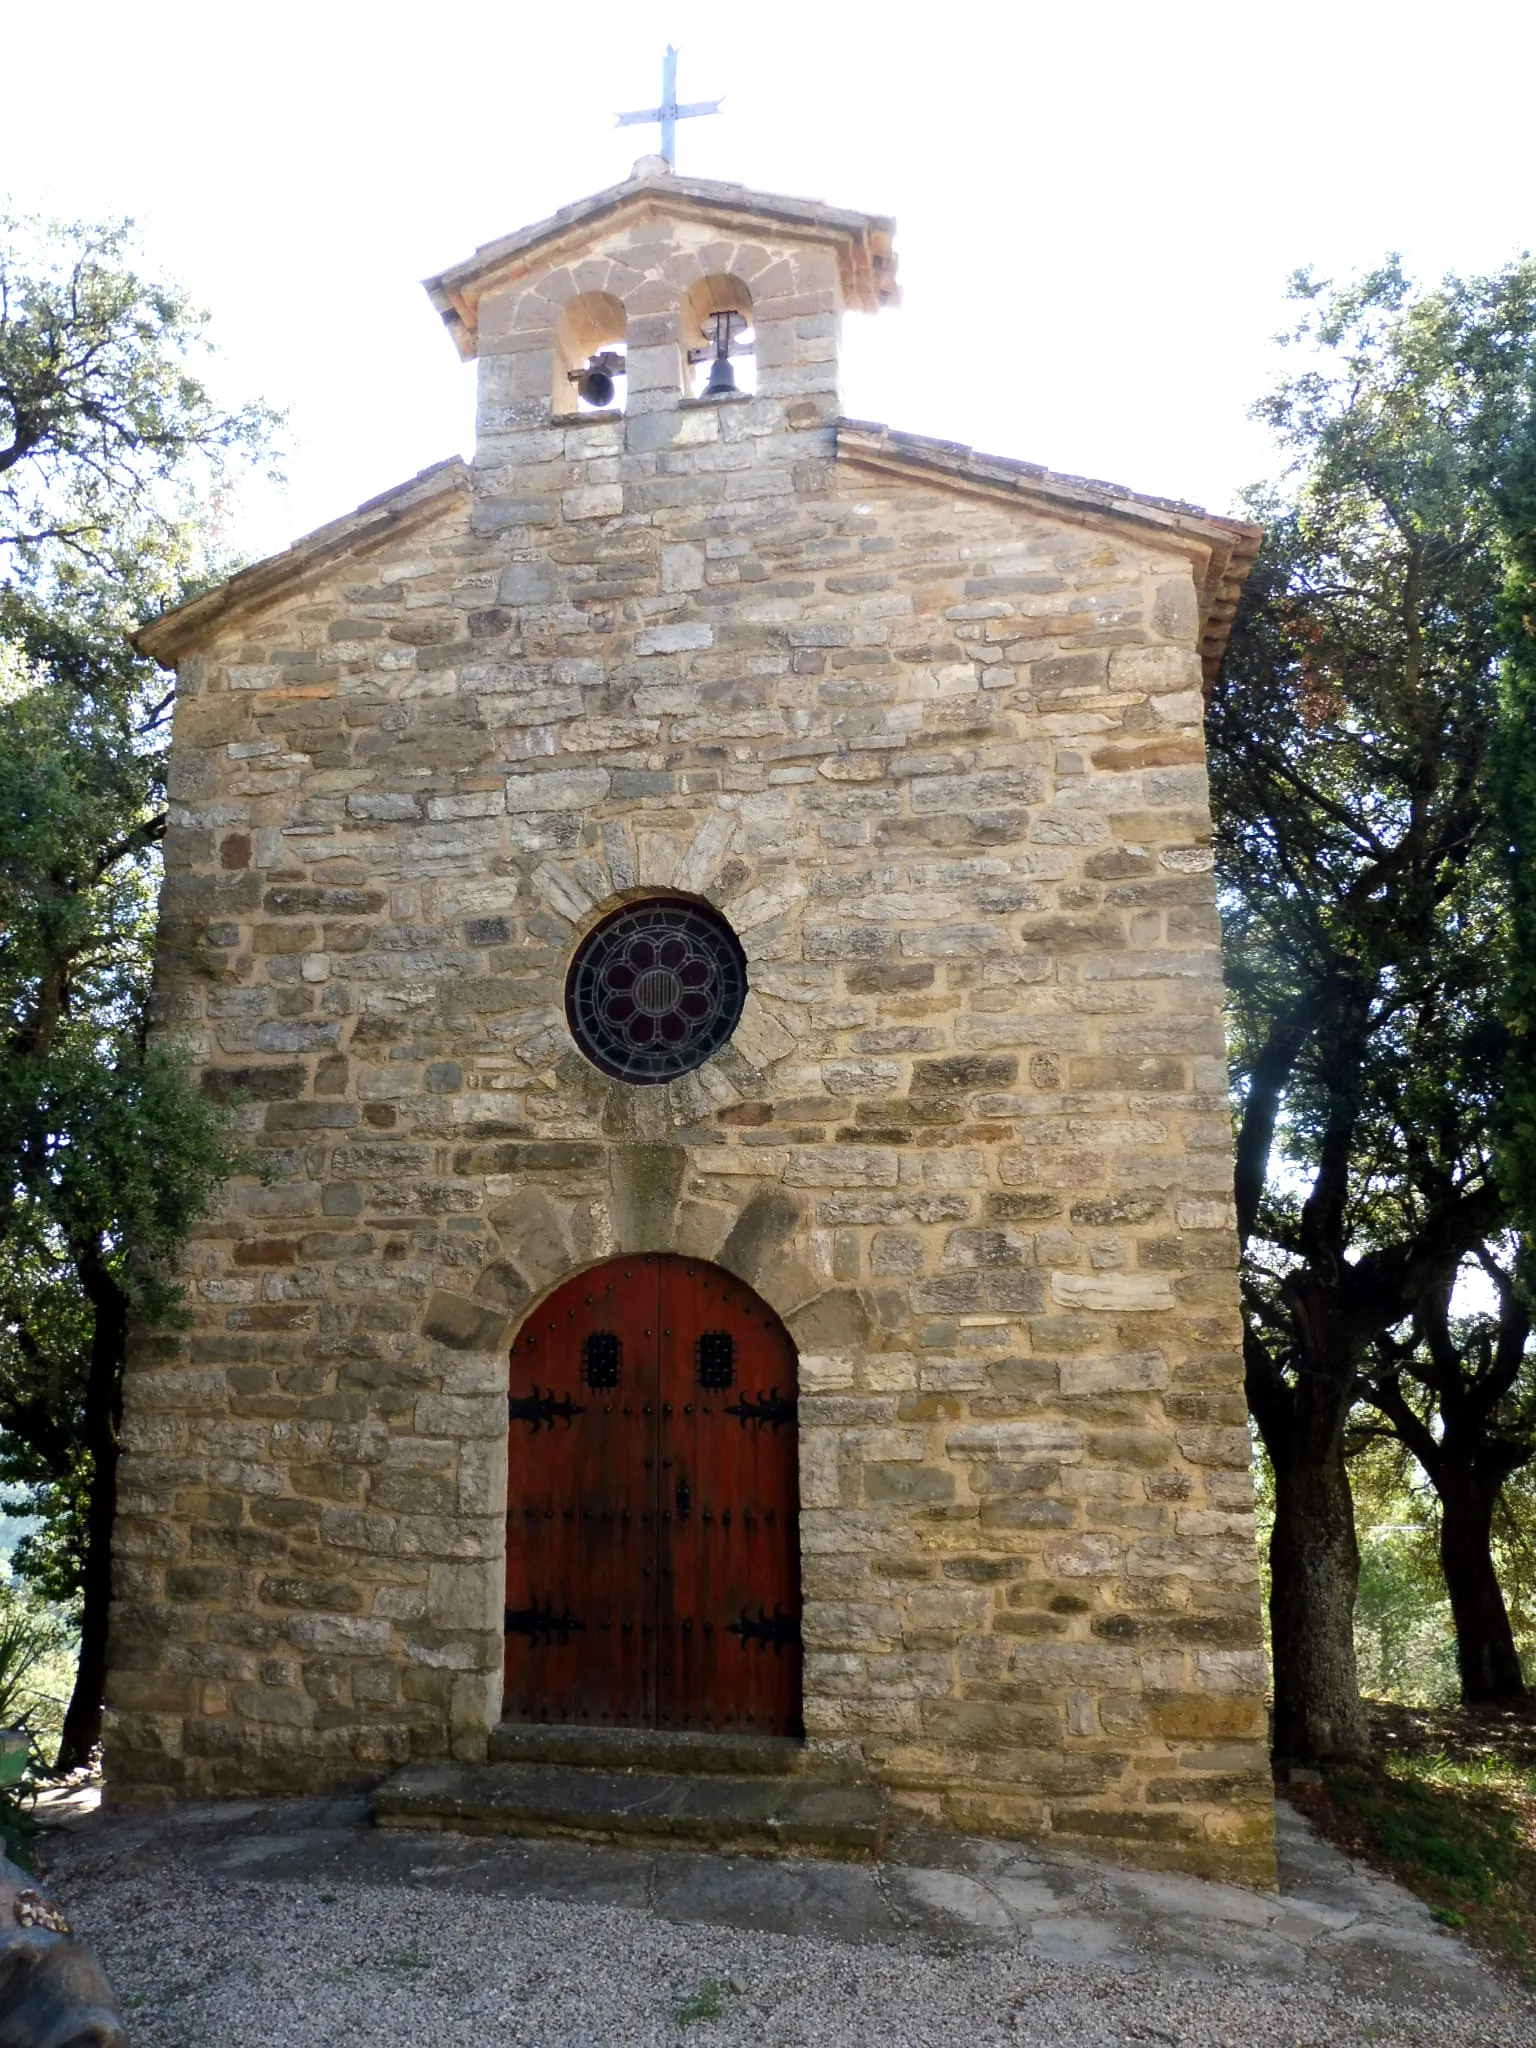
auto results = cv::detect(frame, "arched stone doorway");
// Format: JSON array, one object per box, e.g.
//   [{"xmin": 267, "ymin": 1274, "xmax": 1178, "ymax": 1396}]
[{"xmin": 504, "ymin": 1254, "xmax": 802, "ymax": 1738}]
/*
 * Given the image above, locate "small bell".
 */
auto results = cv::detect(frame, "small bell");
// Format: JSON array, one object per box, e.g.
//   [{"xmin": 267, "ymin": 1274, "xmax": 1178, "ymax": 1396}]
[
  {"xmin": 568, "ymin": 349, "xmax": 624, "ymax": 410},
  {"xmin": 702, "ymin": 350, "xmax": 737, "ymax": 398},
  {"xmin": 687, "ymin": 309, "xmax": 751, "ymax": 400}
]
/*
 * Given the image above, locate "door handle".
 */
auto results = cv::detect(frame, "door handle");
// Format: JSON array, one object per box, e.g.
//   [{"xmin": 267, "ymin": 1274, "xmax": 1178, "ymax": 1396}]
[{"xmin": 675, "ymin": 1477, "xmax": 691, "ymax": 1524}]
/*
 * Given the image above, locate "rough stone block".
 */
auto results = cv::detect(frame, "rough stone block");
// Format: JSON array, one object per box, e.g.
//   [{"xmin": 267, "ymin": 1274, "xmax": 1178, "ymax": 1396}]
[{"xmin": 421, "ymin": 1292, "xmax": 510, "ymax": 1353}]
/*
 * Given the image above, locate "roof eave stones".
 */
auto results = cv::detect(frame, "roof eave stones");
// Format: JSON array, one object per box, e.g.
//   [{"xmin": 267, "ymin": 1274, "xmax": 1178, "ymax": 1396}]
[
  {"xmin": 422, "ymin": 170, "xmax": 900, "ymax": 362},
  {"xmin": 835, "ymin": 422, "xmax": 1262, "ymax": 685},
  {"xmin": 132, "ymin": 425, "xmax": 1260, "ymax": 681},
  {"xmin": 132, "ymin": 458, "xmax": 472, "ymax": 666}
]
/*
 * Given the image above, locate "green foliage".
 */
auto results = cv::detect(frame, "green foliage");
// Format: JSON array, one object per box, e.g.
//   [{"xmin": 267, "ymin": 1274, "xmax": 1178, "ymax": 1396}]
[
  {"xmin": 378, "ymin": 1945, "xmax": 430, "ymax": 1977},
  {"xmin": 1490, "ymin": 410, "xmax": 1536, "ymax": 1237},
  {"xmin": 0, "ymin": 212, "xmax": 275, "ymax": 1759},
  {"xmin": 0, "ymin": 1578, "xmax": 74, "ymax": 1756},
  {"xmin": 1297, "ymin": 1702, "xmax": 1536, "ymax": 1985},
  {"xmin": 676, "ymin": 1979, "xmax": 730, "ymax": 2026},
  {"xmin": 0, "ymin": 210, "xmax": 274, "ymax": 600},
  {"xmin": 1216, "ymin": 255, "xmax": 1536, "ymax": 1721},
  {"xmin": 0, "ymin": 1038, "xmax": 241, "ymax": 1599},
  {"xmin": 1495, "ymin": 1461, "xmax": 1536, "ymax": 1655},
  {"xmin": 1354, "ymin": 1524, "xmax": 1459, "ymax": 1707},
  {"xmin": 0, "ymin": 1576, "xmax": 82, "ymax": 1864},
  {"xmin": 0, "ymin": 629, "xmax": 242, "ymax": 1612},
  {"xmin": 1347, "ymin": 1440, "xmax": 1536, "ymax": 1701},
  {"xmin": 1216, "ymin": 260, "xmax": 1534, "ymax": 1314},
  {"xmin": 1348, "ymin": 1443, "xmax": 1453, "ymax": 1705}
]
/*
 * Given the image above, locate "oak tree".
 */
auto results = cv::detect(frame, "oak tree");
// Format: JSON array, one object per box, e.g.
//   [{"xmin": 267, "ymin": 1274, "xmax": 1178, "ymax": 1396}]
[
  {"xmin": 1212, "ymin": 259, "xmax": 1536, "ymax": 1754},
  {"xmin": 0, "ymin": 212, "xmax": 271, "ymax": 1766}
]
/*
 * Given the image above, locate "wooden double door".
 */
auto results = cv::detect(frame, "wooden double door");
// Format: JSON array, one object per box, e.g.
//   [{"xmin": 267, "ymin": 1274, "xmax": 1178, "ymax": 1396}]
[{"xmin": 503, "ymin": 1254, "xmax": 802, "ymax": 1737}]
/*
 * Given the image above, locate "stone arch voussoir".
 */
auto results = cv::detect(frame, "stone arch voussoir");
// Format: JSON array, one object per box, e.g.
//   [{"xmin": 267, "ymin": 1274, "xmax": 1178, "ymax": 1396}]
[{"xmin": 512, "ymin": 815, "xmax": 809, "ymax": 1106}]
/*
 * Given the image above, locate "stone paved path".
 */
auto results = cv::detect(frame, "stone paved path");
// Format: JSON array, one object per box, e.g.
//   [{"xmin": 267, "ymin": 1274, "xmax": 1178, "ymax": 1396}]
[{"xmin": 34, "ymin": 1794, "xmax": 1536, "ymax": 2045}]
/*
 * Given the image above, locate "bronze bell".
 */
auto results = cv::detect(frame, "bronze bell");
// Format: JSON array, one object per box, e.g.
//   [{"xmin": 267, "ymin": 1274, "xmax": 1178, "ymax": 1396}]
[
  {"xmin": 689, "ymin": 309, "xmax": 749, "ymax": 400},
  {"xmin": 702, "ymin": 351, "xmax": 737, "ymax": 398},
  {"xmin": 569, "ymin": 349, "xmax": 624, "ymax": 409}
]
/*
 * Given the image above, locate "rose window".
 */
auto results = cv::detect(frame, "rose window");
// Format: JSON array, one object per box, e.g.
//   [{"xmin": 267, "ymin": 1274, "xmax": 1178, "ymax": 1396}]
[{"xmin": 565, "ymin": 898, "xmax": 747, "ymax": 1084}]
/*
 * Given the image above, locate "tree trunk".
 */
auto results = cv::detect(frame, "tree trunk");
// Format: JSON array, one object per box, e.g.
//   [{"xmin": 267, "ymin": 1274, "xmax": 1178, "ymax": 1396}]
[
  {"xmin": 56, "ymin": 1254, "xmax": 126, "ymax": 1774},
  {"xmin": 1268, "ymin": 1385, "xmax": 1369, "ymax": 1764},
  {"xmin": 1439, "ymin": 1463, "xmax": 1529, "ymax": 1704}
]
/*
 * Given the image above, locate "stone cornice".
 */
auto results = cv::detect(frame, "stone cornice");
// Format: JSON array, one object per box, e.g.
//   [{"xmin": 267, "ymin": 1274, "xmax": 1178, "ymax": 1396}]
[
  {"xmin": 133, "ymin": 422, "xmax": 1263, "ymax": 684},
  {"xmin": 834, "ymin": 422, "xmax": 1262, "ymax": 685},
  {"xmin": 422, "ymin": 170, "xmax": 900, "ymax": 360},
  {"xmin": 132, "ymin": 459, "xmax": 472, "ymax": 666}
]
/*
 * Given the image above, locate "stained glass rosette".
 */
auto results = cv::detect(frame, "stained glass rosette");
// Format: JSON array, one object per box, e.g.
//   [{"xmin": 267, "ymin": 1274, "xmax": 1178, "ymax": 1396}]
[{"xmin": 565, "ymin": 899, "xmax": 747, "ymax": 1083}]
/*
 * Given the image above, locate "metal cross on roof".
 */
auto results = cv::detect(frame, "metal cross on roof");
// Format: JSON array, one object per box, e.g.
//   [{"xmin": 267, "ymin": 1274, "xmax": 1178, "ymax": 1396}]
[{"xmin": 616, "ymin": 45, "xmax": 722, "ymax": 171}]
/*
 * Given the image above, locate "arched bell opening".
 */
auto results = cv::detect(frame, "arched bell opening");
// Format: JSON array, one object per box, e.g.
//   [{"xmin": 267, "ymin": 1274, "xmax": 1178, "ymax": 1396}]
[
  {"xmin": 683, "ymin": 273, "xmax": 756, "ymax": 399},
  {"xmin": 555, "ymin": 290, "xmax": 628, "ymax": 415},
  {"xmin": 502, "ymin": 1253, "xmax": 803, "ymax": 1738}
]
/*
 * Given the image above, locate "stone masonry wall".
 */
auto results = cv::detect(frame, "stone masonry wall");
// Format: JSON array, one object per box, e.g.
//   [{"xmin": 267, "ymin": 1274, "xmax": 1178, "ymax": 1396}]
[{"xmin": 110, "ymin": 199, "xmax": 1274, "ymax": 1886}]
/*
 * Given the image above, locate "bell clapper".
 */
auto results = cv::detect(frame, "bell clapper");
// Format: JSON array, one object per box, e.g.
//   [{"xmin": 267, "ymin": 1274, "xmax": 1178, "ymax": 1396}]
[{"xmin": 687, "ymin": 310, "xmax": 753, "ymax": 399}]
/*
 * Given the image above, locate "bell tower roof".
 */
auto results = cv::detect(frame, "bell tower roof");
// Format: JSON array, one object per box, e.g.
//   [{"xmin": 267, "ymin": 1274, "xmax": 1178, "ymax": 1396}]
[{"xmin": 423, "ymin": 163, "xmax": 899, "ymax": 361}]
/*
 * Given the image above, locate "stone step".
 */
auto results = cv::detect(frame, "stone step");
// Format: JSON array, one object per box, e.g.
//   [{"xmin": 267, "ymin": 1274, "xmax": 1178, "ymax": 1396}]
[
  {"xmin": 487, "ymin": 1720, "xmax": 840, "ymax": 1779},
  {"xmin": 370, "ymin": 1761, "xmax": 890, "ymax": 1861}
]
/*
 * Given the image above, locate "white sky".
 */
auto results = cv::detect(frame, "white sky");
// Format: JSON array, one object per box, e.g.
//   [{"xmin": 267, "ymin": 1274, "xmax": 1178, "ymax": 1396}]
[{"xmin": 5, "ymin": 0, "xmax": 1533, "ymax": 563}]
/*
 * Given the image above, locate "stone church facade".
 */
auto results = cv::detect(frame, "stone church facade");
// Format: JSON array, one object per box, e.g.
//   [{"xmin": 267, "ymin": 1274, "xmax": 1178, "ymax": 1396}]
[{"xmin": 112, "ymin": 163, "xmax": 1273, "ymax": 1884}]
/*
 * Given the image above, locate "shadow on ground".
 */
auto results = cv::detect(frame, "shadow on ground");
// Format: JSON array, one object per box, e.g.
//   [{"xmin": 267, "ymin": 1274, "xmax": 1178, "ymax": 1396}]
[{"xmin": 36, "ymin": 1791, "xmax": 1526, "ymax": 2019}]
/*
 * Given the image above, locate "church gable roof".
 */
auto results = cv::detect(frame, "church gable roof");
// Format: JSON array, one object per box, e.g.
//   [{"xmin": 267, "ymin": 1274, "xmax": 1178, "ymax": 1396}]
[
  {"xmin": 423, "ymin": 167, "xmax": 899, "ymax": 361},
  {"xmin": 835, "ymin": 422, "xmax": 1262, "ymax": 685},
  {"xmin": 133, "ymin": 458, "xmax": 471, "ymax": 665},
  {"xmin": 133, "ymin": 431, "xmax": 1259, "ymax": 677}
]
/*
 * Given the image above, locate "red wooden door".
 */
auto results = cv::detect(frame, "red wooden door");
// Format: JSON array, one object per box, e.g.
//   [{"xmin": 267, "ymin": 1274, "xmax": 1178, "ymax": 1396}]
[
  {"xmin": 503, "ymin": 1255, "xmax": 801, "ymax": 1737},
  {"xmin": 657, "ymin": 1261, "xmax": 802, "ymax": 1735},
  {"xmin": 502, "ymin": 1259, "xmax": 659, "ymax": 1728}
]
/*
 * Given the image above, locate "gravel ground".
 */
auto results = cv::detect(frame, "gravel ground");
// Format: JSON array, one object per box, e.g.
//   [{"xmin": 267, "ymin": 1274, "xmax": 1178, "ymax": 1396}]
[{"xmin": 53, "ymin": 1859, "xmax": 1536, "ymax": 2048}]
